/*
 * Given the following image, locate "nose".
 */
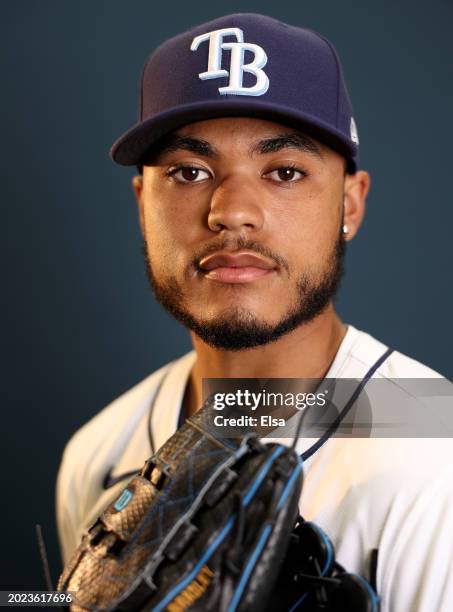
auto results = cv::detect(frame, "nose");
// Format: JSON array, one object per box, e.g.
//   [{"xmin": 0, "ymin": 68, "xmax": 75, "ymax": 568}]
[{"xmin": 207, "ymin": 174, "xmax": 265, "ymax": 234}]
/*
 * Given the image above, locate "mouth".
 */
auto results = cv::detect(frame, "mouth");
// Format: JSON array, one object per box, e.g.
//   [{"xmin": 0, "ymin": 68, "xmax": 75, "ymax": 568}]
[{"xmin": 198, "ymin": 250, "xmax": 277, "ymax": 284}]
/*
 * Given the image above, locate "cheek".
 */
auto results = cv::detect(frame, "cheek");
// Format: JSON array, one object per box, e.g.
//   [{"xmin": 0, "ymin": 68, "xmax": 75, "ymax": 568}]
[
  {"xmin": 270, "ymin": 186, "xmax": 342, "ymax": 271},
  {"xmin": 141, "ymin": 182, "xmax": 206, "ymax": 272}
]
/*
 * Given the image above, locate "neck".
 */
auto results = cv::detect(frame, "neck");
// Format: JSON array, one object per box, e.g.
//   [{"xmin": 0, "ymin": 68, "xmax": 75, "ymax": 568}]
[{"xmin": 183, "ymin": 304, "xmax": 346, "ymax": 418}]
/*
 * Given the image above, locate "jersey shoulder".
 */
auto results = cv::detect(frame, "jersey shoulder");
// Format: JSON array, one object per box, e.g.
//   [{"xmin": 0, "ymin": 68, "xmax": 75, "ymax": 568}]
[
  {"xmin": 56, "ymin": 351, "xmax": 194, "ymax": 561},
  {"xmin": 343, "ymin": 325, "xmax": 444, "ymax": 379}
]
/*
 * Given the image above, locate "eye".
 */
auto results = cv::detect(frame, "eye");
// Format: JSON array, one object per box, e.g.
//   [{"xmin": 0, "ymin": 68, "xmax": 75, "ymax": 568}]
[
  {"xmin": 264, "ymin": 166, "xmax": 307, "ymax": 183},
  {"xmin": 167, "ymin": 165, "xmax": 211, "ymax": 183}
]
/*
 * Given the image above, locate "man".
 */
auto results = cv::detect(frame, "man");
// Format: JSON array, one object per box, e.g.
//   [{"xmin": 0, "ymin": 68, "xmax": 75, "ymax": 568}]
[{"xmin": 57, "ymin": 13, "xmax": 453, "ymax": 610}]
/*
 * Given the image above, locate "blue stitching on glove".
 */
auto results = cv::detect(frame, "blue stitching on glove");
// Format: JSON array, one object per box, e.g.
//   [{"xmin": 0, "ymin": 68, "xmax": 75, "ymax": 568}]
[{"xmin": 151, "ymin": 447, "xmax": 284, "ymax": 612}]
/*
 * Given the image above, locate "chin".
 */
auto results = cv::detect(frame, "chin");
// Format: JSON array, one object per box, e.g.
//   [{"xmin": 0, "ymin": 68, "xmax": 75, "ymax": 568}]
[{"xmin": 193, "ymin": 306, "xmax": 280, "ymax": 328}]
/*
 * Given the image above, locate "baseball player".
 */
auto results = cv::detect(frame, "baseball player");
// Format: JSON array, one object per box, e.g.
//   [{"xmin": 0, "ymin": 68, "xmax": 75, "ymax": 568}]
[{"xmin": 56, "ymin": 13, "xmax": 453, "ymax": 611}]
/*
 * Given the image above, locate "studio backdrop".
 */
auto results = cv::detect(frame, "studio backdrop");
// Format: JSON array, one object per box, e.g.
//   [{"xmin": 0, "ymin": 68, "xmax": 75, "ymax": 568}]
[{"xmin": 2, "ymin": 0, "xmax": 452, "ymax": 590}]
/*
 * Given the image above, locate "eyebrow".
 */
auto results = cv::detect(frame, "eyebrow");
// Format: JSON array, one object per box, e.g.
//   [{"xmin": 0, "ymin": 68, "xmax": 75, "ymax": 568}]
[
  {"xmin": 153, "ymin": 134, "xmax": 219, "ymax": 159},
  {"xmin": 148, "ymin": 130, "xmax": 322, "ymax": 162},
  {"xmin": 250, "ymin": 132, "xmax": 323, "ymax": 159}
]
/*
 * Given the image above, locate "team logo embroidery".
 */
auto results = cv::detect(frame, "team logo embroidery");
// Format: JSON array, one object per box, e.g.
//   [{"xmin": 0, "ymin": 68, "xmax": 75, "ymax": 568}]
[{"xmin": 190, "ymin": 27, "xmax": 269, "ymax": 96}]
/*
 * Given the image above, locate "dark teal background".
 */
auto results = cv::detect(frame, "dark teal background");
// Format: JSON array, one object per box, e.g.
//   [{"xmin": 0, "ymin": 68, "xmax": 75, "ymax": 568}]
[{"xmin": 2, "ymin": 0, "xmax": 452, "ymax": 589}]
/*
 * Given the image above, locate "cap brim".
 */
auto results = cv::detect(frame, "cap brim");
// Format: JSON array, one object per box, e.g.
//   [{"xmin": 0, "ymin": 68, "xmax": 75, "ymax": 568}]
[{"xmin": 110, "ymin": 99, "xmax": 358, "ymax": 172}]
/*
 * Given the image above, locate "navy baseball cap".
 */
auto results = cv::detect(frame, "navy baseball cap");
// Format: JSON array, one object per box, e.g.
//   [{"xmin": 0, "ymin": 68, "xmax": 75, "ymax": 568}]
[{"xmin": 110, "ymin": 13, "xmax": 360, "ymax": 172}]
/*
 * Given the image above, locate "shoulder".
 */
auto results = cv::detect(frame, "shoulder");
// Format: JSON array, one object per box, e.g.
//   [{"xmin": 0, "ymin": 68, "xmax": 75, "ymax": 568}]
[
  {"xmin": 315, "ymin": 326, "xmax": 451, "ymax": 609},
  {"xmin": 339, "ymin": 325, "xmax": 444, "ymax": 379},
  {"xmin": 56, "ymin": 351, "xmax": 194, "ymax": 562}
]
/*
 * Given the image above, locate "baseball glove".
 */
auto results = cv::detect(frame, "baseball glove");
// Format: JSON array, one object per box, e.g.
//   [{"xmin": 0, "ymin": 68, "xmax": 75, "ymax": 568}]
[
  {"xmin": 57, "ymin": 399, "xmax": 303, "ymax": 611},
  {"xmin": 58, "ymin": 398, "xmax": 379, "ymax": 611}
]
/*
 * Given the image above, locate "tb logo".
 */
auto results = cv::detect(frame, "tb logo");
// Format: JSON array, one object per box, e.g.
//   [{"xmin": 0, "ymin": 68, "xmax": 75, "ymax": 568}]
[{"xmin": 190, "ymin": 27, "xmax": 269, "ymax": 96}]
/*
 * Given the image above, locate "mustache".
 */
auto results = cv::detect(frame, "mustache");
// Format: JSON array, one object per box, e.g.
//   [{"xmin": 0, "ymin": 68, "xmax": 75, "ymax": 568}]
[{"xmin": 191, "ymin": 236, "xmax": 290, "ymax": 275}]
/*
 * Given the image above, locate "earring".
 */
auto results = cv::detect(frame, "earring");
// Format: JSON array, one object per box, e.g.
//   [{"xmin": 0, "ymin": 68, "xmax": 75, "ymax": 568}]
[{"xmin": 342, "ymin": 224, "xmax": 349, "ymax": 235}]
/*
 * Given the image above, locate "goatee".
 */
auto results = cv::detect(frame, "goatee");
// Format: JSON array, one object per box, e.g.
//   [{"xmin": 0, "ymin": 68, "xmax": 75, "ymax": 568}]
[{"xmin": 143, "ymin": 234, "xmax": 346, "ymax": 351}]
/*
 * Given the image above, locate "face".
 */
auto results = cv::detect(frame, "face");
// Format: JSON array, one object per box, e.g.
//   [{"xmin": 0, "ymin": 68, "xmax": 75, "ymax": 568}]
[{"xmin": 134, "ymin": 117, "xmax": 367, "ymax": 350}]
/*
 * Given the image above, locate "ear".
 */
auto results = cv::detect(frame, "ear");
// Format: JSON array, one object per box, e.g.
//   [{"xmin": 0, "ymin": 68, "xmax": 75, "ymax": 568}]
[
  {"xmin": 132, "ymin": 175, "xmax": 145, "ymax": 236},
  {"xmin": 343, "ymin": 170, "xmax": 370, "ymax": 240}
]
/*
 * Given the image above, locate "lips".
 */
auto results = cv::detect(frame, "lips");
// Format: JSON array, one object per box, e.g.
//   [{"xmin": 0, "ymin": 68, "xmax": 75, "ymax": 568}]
[
  {"xmin": 198, "ymin": 250, "xmax": 277, "ymax": 284},
  {"xmin": 199, "ymin": 251, "xmax": 275, "ymax": 271}
]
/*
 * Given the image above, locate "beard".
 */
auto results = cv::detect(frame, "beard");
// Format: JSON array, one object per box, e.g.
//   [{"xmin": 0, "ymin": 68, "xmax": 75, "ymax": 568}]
[{"xmin": 143, "ymin": 231, "xmax": 346, "ymax": 351}]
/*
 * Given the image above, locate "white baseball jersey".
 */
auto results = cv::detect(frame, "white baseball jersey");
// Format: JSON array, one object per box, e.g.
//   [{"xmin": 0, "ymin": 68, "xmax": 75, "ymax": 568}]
[{"xmin": 56, "ymin": 325, "xmax": 453, "ymax": 611}]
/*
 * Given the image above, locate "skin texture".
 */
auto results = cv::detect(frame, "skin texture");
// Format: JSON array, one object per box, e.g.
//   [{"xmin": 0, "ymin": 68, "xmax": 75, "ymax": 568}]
[{"xmin": 133, "ymin": 117, "xmax": 369, "ymax": 417}]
